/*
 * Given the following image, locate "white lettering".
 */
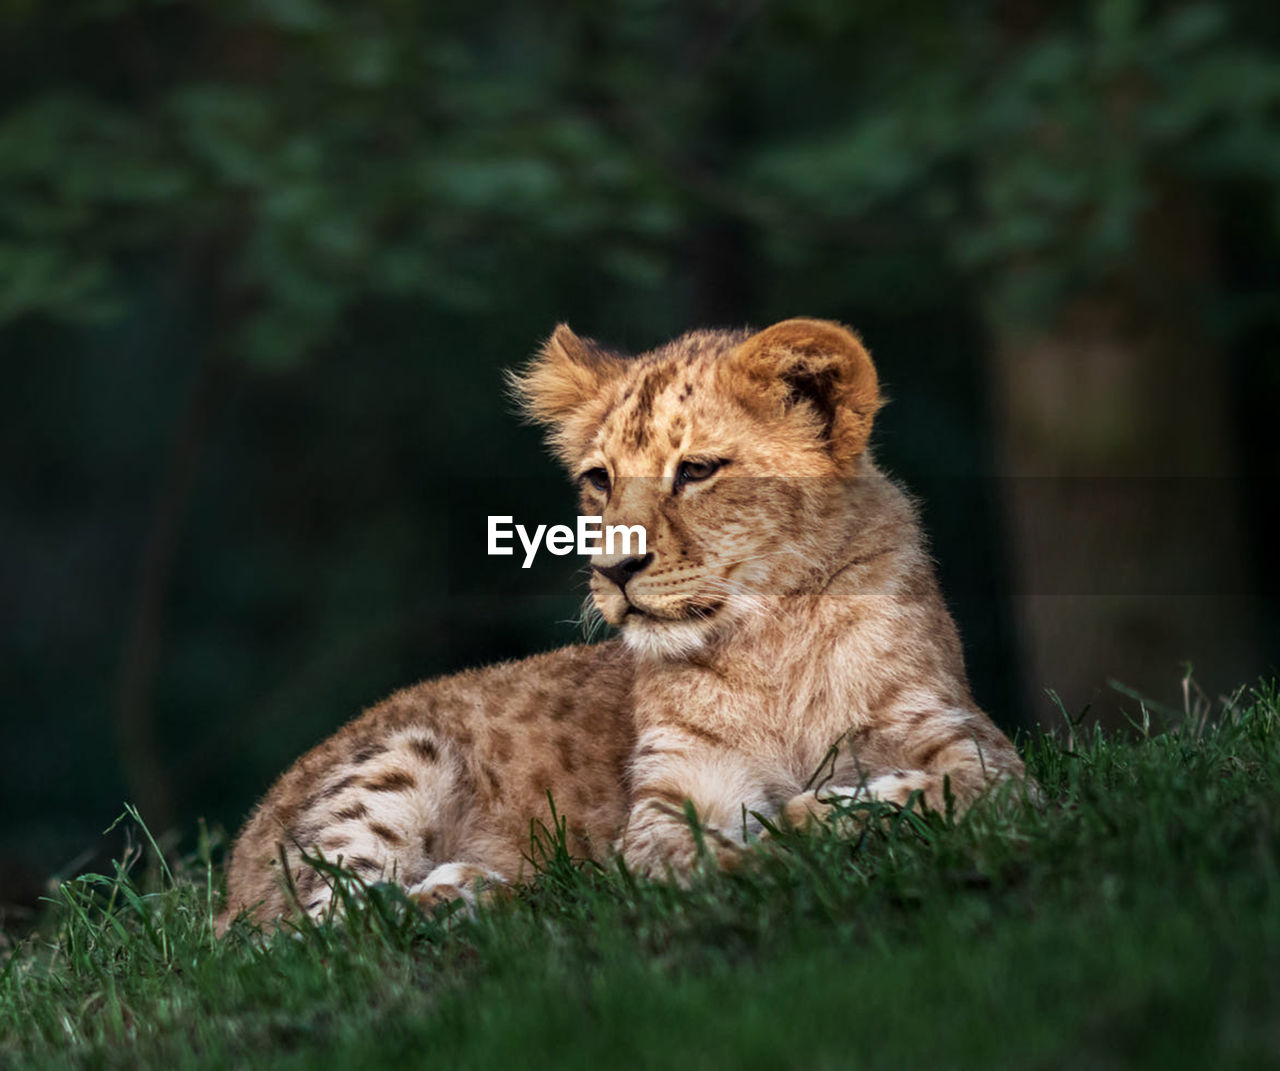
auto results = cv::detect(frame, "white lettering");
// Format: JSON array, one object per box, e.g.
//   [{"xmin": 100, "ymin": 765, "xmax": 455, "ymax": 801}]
[
  {"xmin": 488, "ymin": 516, "xmax": 514, "ymax": 555},
  {"xmin": 488, "ymin": 515, "xmax": 648, "ymax": 566},
  {"xmin": 606, "ymin": 524, "xmax": 647, "ymax": 556},
  {"xmin": 545, "ymin": 524, "xmax": 575, "ymax": 555},
  {"xmin": 516, "ymin": 523, "xmax": 546, "ymax": 569},
  {"xmin": 577, "ymin": 515, "xmax": 603, "ymax": 554}
]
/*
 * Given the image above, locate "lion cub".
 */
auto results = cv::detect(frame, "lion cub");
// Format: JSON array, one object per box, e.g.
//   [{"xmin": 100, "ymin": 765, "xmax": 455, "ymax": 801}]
[{"xmin": 219, "ymin": 318, "xmax": 1025, "ymax": 929}]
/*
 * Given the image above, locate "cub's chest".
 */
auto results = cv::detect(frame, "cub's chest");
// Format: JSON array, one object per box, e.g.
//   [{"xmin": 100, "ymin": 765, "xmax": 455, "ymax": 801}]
[{"xmin": 634, "ymin": 657, "xmax": 850, "ymax": 752}]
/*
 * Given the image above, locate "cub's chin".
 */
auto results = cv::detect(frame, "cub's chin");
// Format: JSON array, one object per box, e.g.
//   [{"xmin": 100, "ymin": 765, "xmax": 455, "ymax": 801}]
[
  {"xmin": 620, "ymin": 614, "xmax": 714, "ymax": 661},
  {"xmin": 590, "ymin": 587, "xmax": 731, "ymax": 661}
]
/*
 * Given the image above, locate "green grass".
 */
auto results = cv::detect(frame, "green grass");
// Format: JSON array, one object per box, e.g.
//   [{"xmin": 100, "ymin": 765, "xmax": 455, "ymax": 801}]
[{"xmin": 3, "ymin": 682, "xmax": 1279, "ymax": 1070}]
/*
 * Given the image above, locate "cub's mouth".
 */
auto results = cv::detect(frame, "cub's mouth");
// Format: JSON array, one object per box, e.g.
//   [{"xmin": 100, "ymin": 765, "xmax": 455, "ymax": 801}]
[{"xmin": 622, "ymin": 598, "xmax": 724, "ymax": 624}]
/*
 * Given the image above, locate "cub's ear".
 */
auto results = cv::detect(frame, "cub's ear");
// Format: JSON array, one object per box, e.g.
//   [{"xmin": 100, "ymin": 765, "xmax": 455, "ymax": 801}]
[
  {"xmin": 507, "ymin": 324, "xmax": 622, "ymax": 462},
  {"xmin": 725, "ymin": 318, "xmax": 882, "ymax": 466}
]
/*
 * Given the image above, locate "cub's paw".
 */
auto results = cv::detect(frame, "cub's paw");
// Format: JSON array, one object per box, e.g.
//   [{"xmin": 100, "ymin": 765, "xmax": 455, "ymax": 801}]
[
  {"xmin": 622, "ymin": 821, "xmax": 745, "ymax": 881},
  {"xmin": 406, "ymin": 862, "xmax": 508, "ymax": 915},
  {"xmin": 781, "ymin": 786, "xmax": 873, "ymax": 838},
  {"xmin": 783, "ymin": 774, "xmax": 947, "ymax": 838}
]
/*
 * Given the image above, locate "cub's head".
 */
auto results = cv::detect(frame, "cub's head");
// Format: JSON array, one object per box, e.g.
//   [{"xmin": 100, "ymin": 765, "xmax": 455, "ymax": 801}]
[{"xmin": 510, "ymin": 318, "xmax": 883, "ymax": 660}]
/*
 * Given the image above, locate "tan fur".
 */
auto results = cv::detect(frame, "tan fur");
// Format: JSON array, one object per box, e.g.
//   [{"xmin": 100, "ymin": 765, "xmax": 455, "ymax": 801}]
[{"xmin": 219, "ymin": 318, "xmax": 1026, "ymax": 929}]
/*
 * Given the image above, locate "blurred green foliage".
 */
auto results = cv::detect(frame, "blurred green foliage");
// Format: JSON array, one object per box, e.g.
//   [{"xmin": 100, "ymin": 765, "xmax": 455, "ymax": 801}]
[{"xmin": 4, "ymin": 1, "xmax": 1279, "ymax": 345}]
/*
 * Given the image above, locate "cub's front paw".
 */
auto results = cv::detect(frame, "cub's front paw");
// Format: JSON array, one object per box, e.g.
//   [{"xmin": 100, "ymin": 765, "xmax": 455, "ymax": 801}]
[
  {"xmin": 406, "ymin": 862, "xmax": 508, "ymax": 914},
  {"xmin": 628, "ymin": 840, "xmax": 744, "ymax": 882},
  {"xmin": 622, "ymin": 816, "xmax": 744, "ymax": 881},
  {"xmin": 780, "ymin": 787, "xmax": 872, "ymax": 838}
]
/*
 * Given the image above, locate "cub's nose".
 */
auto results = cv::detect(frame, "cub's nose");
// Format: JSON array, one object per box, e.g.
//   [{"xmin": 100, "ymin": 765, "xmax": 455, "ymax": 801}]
[{"xmin": 592, "ymin": 553, "xmax": 654, "ymax": 591}]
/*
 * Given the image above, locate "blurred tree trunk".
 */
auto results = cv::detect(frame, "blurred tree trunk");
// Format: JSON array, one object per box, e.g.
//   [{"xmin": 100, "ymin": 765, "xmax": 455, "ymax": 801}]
[
  {"xmin": 114, "ymin": 348, "xmax": 226, "ymax": 834},
  {"xmin": 114, "ymin": 245, "xmax": 246, "ymax": 834},
  {"xmin": 986, "ymin": 188, "xmax": 1257, "ymax": 724}
]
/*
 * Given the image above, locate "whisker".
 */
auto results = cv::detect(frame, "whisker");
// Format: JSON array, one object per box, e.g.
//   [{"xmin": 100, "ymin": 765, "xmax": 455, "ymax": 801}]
[{"xmin": 572, "ymin": 593, "xmax": 608, "ymax": 642}]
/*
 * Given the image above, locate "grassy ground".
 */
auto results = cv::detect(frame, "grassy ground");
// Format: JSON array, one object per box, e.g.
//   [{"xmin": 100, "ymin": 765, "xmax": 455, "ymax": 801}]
[{"xmin": 2, "ymin": 682, "xmax": 1278, "ymax": 1070}]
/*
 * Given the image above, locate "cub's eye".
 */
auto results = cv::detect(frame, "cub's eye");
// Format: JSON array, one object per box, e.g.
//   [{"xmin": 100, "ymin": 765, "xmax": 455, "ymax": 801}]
[
  {"xmin": 675, "ymin": 458, "xmax": 723, "ymax": 489},
  {"xmin": 581, "ymin": 467, "xmax": 610, "ymax": 493}
]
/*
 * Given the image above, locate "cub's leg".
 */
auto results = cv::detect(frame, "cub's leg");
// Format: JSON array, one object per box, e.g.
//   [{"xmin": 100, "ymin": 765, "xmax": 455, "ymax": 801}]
[
  {"xmin": 783, "ymin": 705, "xmax": 1028, "ymax": 830},
  {"xmin": 220, "ymin": 726, "xmax": 507, "ymax": 929},
  {"xmin": 619, "ymin": 728, "xmax": 772, "ymax": 877}
]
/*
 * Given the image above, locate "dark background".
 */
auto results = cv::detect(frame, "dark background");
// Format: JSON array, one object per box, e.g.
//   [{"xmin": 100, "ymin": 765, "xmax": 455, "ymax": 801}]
[{"xmin": 2, "ymin": 0, "xmax": 1277, "ymax": 914}]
